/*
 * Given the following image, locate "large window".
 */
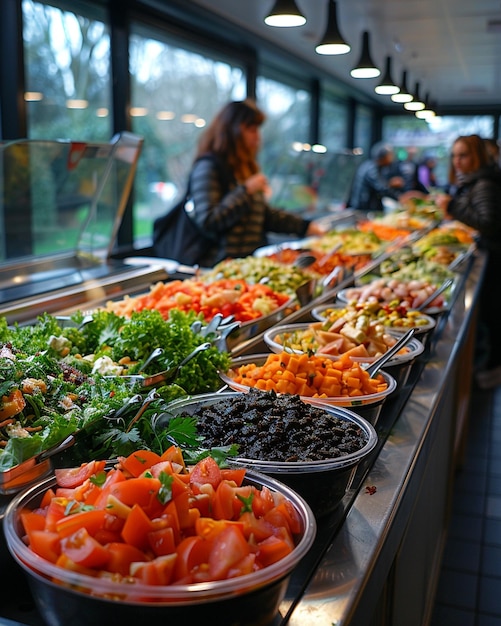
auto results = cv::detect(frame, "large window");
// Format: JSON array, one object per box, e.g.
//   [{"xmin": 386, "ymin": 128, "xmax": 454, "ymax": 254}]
[
  {"xmin": 256, "ymin": 76, "xmax": 312, "ymax": 212},
  {"xmin": 129, "ymin": 25, "xmax": 246, "ymax": 247},
  {"xmin": 383, "ymin": 115, "xmax": 495, "ymax": 188},
  {"xmin": 23, "ymin": 0, "xmax": 111, "ymax": 142}
]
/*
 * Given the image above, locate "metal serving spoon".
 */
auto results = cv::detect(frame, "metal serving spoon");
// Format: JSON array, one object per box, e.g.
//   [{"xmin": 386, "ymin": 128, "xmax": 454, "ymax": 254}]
[
  {"xmin": 416, "ymin": 278, "xmax": 454, "ymax": 311},
  {"xmin": 364, "ymin": 327, "xmax": 416, "ymax": 378}
]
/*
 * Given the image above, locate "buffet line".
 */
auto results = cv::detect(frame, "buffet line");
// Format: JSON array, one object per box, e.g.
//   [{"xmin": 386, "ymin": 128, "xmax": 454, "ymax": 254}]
[{"xmin": 0, "ymin": 201, "xmax": 480, "ymax": 626}]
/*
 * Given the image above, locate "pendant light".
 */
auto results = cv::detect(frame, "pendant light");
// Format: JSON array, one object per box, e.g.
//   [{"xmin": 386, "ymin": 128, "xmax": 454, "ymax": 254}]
[
  {"xmin": 391, "ymin": 70, "xmax": 413, "ymax": 103},
  {"xmin": 264, "ymin": 0, "xmax": 306, "ymax": 27},
  {"xmin": 350, "ymin": 31, "xmax": 380, "ymax": 78},
  {"xmin": 375, "ymin": 57, "xmax": 399, "ymax": 95},
  {"xmin": 416, "ymin": 93, "xmax": 436, "ymax": 119},
  {"xmin": 404, "ymin": 82, "xmax": 425, "ymax": 111},
  {"xmin": 315, "ymin": 0, "xmax": 350, "ymax": 55}
]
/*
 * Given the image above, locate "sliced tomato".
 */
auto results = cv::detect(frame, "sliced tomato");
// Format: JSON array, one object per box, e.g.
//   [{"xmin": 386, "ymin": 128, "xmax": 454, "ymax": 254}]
[
  {"xmin": 28, "ymin": 530, "xmax": 61, "ymax": 563},
  {"xmin": 44, "ymin": 497, "xmax": 72, "ymax": 532},
  {"xmin": 20, "ymin": 510, "xmax": 46, "ymax": 536},
  {"xmin": 189, "ymin": 456, "xmax": 222, "ymax": 490},
  {"xmin": 160, "ymin": 445, "xmax": 186, "ymax": 470},
  {"xmin": 104, "ymin": 542, "xmax": 149, "ymax": 576},
  {"xmin": 147, "ymin": 526, "xmax": 176, "ymax": 557},
  {"xmin": 61, "ymin": 527, "xmax": 110, "ymax": 569},
  {"xmin": 227, "ymin": 553, "xmax": 256, "ymax": 578},
  {"xmin": 121, "ymin": 504, "xmax": 155, "ymax": 550},
  {"xmin": 40, "ymin": 487, "xmax": 56, "ymax": 509},
  {"xmin": 212, "ymin": 480, "xmax": 235, "ymax": 520},
  {"xmin": 121, "ymin": 450, "xmax": 162, "ymax": 477},
  {"xmin": 109, "ymin": 476, "xmax": 163, "ymax": 517},
  {"xmin": 220, "ymin": 468, "xmax": 246, "ymax": 487},
  {"xmin": 56, "ymin": 553, "xmax": 98, "ymax": 577},
  {"xmin": 195, "ymin": 517, "xmax": 245, "ymax": 541},
  {"xmin": 238, "ymin": 511, "xmax": 275, "ymax": 542},
  {"xmin": 173, "ymin": 535, "xmax": 211, "ymax": 582},
  {"xmin": 251, "ymin": 485, "xmax": 277, "ymax": 517},
  {"xmin": 131, "ymin": 554, "xmax": 177, "ymax": 585},
  {"xmin": 56, "ymin": 508, "xmax": 108, "ymax": 539},
  {"xmin": 208, "ymin": 525, "xmax": 251, "ymax": 580},
  {"xmin": 173, "ymin": 490, "xmax": 201, "ymax": 529},
  {"xmin": 255, "ymin": 534, "xmax": 292, "ymax": 568},
  {"xmin": 55, "ymin": 460, "xmax": 106, "ymax": 489}
]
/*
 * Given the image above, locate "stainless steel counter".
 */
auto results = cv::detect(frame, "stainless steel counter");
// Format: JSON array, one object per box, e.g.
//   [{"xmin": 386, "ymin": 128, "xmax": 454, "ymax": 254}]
[{"xmin": 0, "ymin": 249, "xmax": 483, "ymax": 626}]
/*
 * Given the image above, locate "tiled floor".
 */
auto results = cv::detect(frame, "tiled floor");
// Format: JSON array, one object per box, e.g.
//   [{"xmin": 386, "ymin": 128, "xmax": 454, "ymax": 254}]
[{"xmin": 431, "ymin": 384, "xmax": 501, "ymax": 626}]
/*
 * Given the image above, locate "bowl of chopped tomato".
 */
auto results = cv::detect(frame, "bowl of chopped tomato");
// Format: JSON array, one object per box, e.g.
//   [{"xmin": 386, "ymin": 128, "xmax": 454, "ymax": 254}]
[
  {"xmin": 219, "ymin": 352, "xmax": 397, "ymax": 425},
  {"xmin": 3, "ymin": 449, "xmax": 316, "ymax": 626},
  {"xmin": 164, "ymin": 390, "xmax": 378, "ymax": 517}
]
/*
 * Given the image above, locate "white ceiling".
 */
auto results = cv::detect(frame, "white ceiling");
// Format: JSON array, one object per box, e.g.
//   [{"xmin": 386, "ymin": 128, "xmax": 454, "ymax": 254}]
[{"xmin": 191, "ymin": 0, "xmax": 501, "ymax": 110}]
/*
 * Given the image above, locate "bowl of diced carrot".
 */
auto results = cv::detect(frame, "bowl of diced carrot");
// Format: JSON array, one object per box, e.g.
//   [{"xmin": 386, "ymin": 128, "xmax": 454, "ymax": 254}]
[
  {"xmin": 219, "ymin": 351, "xmax": 397, "ymax": 425},
  {"xmin": 3, "ymin": 449, "xmax": 316, "ymax": 626}
]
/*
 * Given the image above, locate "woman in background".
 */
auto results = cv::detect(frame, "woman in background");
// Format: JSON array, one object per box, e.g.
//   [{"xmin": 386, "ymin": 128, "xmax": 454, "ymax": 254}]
[
  {"xmin": 186, "ymin": 99, "xmax": 326, "ymax": 267},
  {"xmin": 437, "ymin": 134, "xmax": 501, "ymax": 389}
]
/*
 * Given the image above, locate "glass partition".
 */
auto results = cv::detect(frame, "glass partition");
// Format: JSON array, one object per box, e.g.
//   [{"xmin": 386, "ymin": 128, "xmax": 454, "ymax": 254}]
[{"xmin": 0, "ymin": 132, "xmax": 143, "ymax": 263}]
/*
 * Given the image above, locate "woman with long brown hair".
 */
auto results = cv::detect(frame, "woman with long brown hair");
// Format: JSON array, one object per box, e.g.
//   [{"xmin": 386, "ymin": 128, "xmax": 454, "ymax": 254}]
[
  {"xmin": 437, "ymin": 134, "xmax": 501, "ymax": 388},
  {"xmin": 186, "ymin": 99, "xmax": 326, "ymax": 266}
]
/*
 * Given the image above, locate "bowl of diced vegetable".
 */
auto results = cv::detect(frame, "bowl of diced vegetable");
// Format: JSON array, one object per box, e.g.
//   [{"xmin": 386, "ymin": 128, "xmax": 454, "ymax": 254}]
[
  {"xmin": 163, "ymin": 390, "xmax": 378, "ymax": 517},
  {"xmin": 219, "ymin": 352, "xmax": 397, "ymax": 425},
  {"xmin": 263, "ymin": 323, "xmax": 424, "ymax": 388},
  {"xmin": 311, "ymin": 301, "xmax": 436, "ymax": 345},
  {"xmin": 3, "ymin": 449, "xmax": 316, "ymax": 626}
]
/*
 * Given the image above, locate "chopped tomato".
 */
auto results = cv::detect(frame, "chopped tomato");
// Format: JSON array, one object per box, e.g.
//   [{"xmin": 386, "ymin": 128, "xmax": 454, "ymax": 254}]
[
  {"xmin": 220, "ymin": 468, "xmax": 246, "ymax": 487},
  {"xmin": 121, "ymin": 450, "xmax": 162, "ymax": 477},
  {"xmin": 20, "ymin": 510, "xmax": 46, "ymax": 536},
  {"xmin": 28, "ymin": 530, "xmax": 61, "ymax": 563},
  {"xmin": 173, "ymin": 535, "xmax": 211, "ymax": 582},
  {"xmin": 55, "ymin": 508, "xmax": 108, "ymax": 539},
  {"xmin": 131, "ymin": 554, "xmax": 177, "ymax": 585},
  {"xmin": 121, "ymin": 504, "xmax": 155, "ymax": 550},
  {"xmin": 44, "ymin": 497, "xmax": 72, "ymax": 532},
  {"xmin": 147, "ymin": 526, "xmax": 176, "ymax": 557},
  {"xmin": 109, "ymin": 476, "xmax": 163, "ymax": 517},
  {"xmin": 208, "ymin": 525, "xmax": 251, "ymax": 580},
  {"xmin": 189, "ymin": 456, "xmax": 222, "ymax": 490},
  {"xmin": 61, "ymin": 527, "xmax": 110, "ymax": 568},
  {"xmin": 55, "ymin": 460, "xmax": 106, "ymax": 489},
  {"xmin": 104, "ymin": 542, "xmax": 149, "ymax": 576},
  {"xmin": 255, "ymin": 534, "xmax": 292, "ymax": 568}
]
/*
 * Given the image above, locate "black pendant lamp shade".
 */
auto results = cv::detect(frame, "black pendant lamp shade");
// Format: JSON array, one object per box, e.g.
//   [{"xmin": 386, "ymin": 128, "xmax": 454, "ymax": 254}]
[
  {"xmin": 391, "ymin": 70, "xmax": 413, "ymax": 103},
  {"xmin": 315, "ymin": 1, "xmax": 350, "ymax": 55},
  {"xmin": 264, "ymin": 0, "xmax": 306, "ymax": 27},
  {"xmin": 404, "ymin": 82, "xmax": 425, "ymax": 111},
  {"xmin": 350, "ymin": 31, "xmax": 380, "ymax": 78},
  {"xmin": 375, "ymin": 56, "xmax": 399, "ymax": 95}
]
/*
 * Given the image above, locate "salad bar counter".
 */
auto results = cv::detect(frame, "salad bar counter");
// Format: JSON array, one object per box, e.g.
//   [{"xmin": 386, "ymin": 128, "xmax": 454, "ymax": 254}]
[{"xmin": 0, "ymin": 209, "xmax": 482, "ymax": 626}]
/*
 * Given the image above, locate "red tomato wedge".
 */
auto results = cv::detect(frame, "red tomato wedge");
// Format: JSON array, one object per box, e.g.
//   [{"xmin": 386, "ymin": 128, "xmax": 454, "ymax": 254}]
[
  {"xmin": 21, "ymin": 449, "xmax": 304, "ymax": 589},
  {"xmin": 55, "ymin": 460, "xmax": 106, "ymax": 489}
]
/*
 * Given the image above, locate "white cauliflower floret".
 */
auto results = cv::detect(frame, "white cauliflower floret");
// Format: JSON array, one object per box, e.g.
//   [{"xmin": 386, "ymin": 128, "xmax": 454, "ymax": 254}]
[
  {"xmin": 5, "ymin": 421, "xmax": 30, "ymax": 438},
  {"xmin": 91, "ymin": 356, "xmax": 124, "ymax": 376}
]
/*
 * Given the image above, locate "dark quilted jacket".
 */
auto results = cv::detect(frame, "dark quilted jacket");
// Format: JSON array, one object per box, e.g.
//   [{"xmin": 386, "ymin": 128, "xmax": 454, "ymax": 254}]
[
  {"xmin": 447, "ymin": 166, "xmax": 501, "ymax": 252},
  {"xmin": 188, "ymin": 154, "xmax": 310, "ymax": 266}
]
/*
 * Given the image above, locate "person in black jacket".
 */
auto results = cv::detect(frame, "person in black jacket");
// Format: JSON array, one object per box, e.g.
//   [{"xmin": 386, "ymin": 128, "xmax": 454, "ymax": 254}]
[
  {"xmin": 186, "ymin": 99, "xmax": 326, "ymax": 267},
  {"xmin": 346, "ymin": 142, "xmax": 405, "ymax": 212},
  {"xmin": 436, "ymin": 134, "xmax": 501, "ymax": 389}
]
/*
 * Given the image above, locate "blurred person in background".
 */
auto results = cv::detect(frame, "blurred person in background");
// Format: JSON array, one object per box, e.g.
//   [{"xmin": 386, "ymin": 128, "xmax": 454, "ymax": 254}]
[
  {"xmin": 436, "ymin": 134, "xmax": 501, "ymax": 389},
  {"xmin": 484, "ymin": 137, "xmax": 500, "ymax": 169},
  {"xmin": 185, "ymin": 99, "xmax": 326, "ymax": 266},
  {"xmin": 346, "ymin": 142, "xmax": 405, "ymax": 212},
  {"xmin": 395, "ymin": 146, "xmax": 429, "ymax": 193},
  {"xmin": 416, "ymin": 153, "xmax": 438, "ymax": 191}
]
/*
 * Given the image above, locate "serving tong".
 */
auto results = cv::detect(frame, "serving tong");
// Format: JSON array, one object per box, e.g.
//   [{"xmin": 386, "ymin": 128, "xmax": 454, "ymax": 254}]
[
  {"xmin": 190, "ymin": 314, "xmax": 241, "ymax": 351},
  {"xmin": 363, "ymin": 327, "xmax": 416, "ymax": 378},
  {"xmin": 109, "ymin": 341, "xmax": 212, "ymax": 388}
]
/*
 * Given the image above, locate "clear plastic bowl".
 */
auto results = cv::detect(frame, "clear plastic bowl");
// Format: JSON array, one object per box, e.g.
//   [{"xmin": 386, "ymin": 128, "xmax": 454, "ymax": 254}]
[
  {"xmin": 165, "ymin": 391, "xmax": 378, "ymax": 517},
  {"xmin": 263, "ymin": 323, "xmax": 425, "ymax": 389},
  {"xmin": 4, "ymin": 466, "xmax": 316, "ymax": 626},
  {"xmin": 219, "ymin": 353, "xmax": 397, "ymax": 426}
]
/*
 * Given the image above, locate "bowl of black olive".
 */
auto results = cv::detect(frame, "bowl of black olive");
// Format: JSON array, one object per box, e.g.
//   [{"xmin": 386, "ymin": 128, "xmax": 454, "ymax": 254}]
[{"xmin": 161, "ymin": 389, "xmax": 378, "ymax": 517}]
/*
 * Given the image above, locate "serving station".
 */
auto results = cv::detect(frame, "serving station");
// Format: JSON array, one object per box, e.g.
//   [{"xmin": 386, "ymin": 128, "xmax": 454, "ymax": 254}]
[{"xmin": 0, "ymin": 205, "xmax": 482, "ymax": 626}]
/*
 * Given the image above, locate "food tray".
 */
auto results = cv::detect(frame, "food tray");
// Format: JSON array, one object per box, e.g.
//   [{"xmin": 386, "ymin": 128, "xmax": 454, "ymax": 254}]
[{"xmin": 0, "ymin": 435, "xmax": 74, "ymax": 495}]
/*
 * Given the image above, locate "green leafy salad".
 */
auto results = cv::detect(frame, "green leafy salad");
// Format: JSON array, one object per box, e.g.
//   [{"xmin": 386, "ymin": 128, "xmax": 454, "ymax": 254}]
[{"xmin": 0, "ymin": 309, "xmax": 233, "ymax": 470}]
